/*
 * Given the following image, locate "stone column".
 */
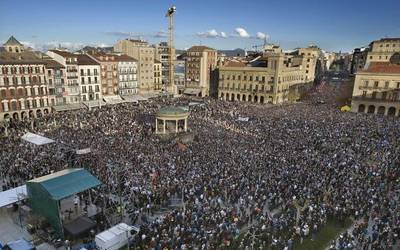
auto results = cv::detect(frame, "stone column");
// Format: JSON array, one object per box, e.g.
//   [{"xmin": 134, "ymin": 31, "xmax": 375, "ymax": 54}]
[
  {"xmin": 384, "ymin": 107, "xmax": 389, "ymax": 116},
  {"xmin": 184, "ymin": 118, "xmax": 187, "ymax": 132},
  {"xmin": 163, "ymin": 119, "xmax": 166, "ymax": 134}
]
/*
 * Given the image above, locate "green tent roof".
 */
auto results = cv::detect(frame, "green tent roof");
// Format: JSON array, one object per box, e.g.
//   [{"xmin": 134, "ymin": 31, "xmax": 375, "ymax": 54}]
[{"xmin": 28, "ymin": 168, "xmax": 101, "ymax": 200}]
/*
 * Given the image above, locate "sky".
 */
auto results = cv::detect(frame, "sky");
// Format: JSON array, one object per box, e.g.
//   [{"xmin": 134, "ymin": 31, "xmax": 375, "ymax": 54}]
[{"xmin": 0, "ymin": 0, "xmax": 399, "ymax": 52}]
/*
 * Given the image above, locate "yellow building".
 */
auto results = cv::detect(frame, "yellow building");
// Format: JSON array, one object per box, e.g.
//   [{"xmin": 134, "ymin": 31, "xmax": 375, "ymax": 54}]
[
  {"xmin": 184, "ymin": 46, "xmax": 217, "ymax": 97},
  {"xmin": 154, "ymin": 59, "xmax": 162, "ymax": 91},
  {"xmin": 365, "ymin": 38, "xmax": 400, "ymax": 64},
  {"xmin": 218, "ymin": 45, "xmax": 317, "ymax": 104},
  {"xmin": 114, "ymin": 39, "xmax": 156, "ymax": 93},
  {"xmin": 350, "ymin": 60, "xmax": 400, "ymax": 116}
]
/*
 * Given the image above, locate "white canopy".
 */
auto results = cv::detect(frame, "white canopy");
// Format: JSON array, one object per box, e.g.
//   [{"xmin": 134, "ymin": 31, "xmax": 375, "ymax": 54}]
[
  {"xmin": 0, "ymin": 185, "xmax": 27, "ymax": 208},
  {"xmin": 21, "ymin": 132, "xmax": 55, "ymax": 145}
]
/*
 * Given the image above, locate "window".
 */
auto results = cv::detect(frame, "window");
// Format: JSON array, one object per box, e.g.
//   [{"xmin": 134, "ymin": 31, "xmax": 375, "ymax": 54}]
[
  {"xmin": 249, "ymin": 76, "xmax": 253, "ymax": 81},
  {"xmin": 10, "ymin": 89, "xmax": 15, "ymax": 96},
  {"xmin": 81, "ymin": 69, "xmax": 84, "ymax": 75},
  {"xmin": 81, "ymin": 77, "xmax": 85, "ymax": 84},
  {"xmin": 362, "ymin": 91, "xmax": 367, "ymax": 97},
  {"xmin": 364, "ymin": 80, "xmax": 369, "ymax": 87},
  {"xmin": 87, "ymin": 69, "xmax": 90, "ymax": 75},
  {"xmin": 374, "ymin": 81, "xmax": 379, "ymax": 87},
  {"xmin": 94, "ymin": 77, "xmax": 98, "ymax": 83},
  {"xmin": 385, "ymin": 81, "xmax": 389, "ymax": 88}
]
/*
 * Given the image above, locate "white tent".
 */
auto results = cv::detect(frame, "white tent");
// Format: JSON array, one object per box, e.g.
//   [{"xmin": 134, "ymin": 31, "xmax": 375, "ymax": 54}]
[
  {"xmin": 0, "ymin": 185, "xmax": 27, "ymax": 208},
  {"xmin": 21, "ymin": 132, "xmax": 55, "ymax": 146}
]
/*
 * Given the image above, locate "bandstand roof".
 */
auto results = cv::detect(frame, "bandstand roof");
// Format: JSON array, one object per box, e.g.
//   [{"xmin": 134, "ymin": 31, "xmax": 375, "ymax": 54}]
[{"xmin": 157, "ymin": 106, "xmax": 189, "ymax": 117}]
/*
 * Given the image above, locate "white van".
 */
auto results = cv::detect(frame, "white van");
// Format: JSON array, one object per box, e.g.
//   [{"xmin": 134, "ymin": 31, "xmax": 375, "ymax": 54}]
[{"xmin": 95, "ymin": 223, "xmax": 139, "ymax": 250}]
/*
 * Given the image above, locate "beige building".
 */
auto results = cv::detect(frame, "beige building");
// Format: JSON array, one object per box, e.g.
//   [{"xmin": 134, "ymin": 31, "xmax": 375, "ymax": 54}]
[
  {"xmin": 114, "ymin": 39, "xmax": 155, "ymax": 93},
  {"xmin": 0, "ymin": 36, "xmax": 53, "ymax": 121},
  {"xmin": 154, "ymin": 59, "xmax": 162, "ymax": 91},
  {"xmin": 350, "ymin": 61, "xmax": 400, "ymax": 116},
  {"xmin": 87, "ymin": 52, "xmax": 119, "ymax": 96},
  {"xmin": 365, "ymin": 38, "xmax": 400, "ymax": 64},
  {"xmin": 185, "ymin": 46, "xmax": 217, "ymax": 97},
  {"xmin": 47, "ymin": 50, "xmax": 81, "ymax": 105},
  {"xmin": 218, "ymin": 45, "xmax": 322, "ymax": 104}
]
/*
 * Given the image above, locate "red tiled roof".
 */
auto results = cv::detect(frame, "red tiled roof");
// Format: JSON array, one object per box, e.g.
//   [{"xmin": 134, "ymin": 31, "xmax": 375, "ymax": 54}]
[
  {"xmin": 224, "ymin": 60, "xmax": 246, "ymax": 67},
  {"xmin": 361, "ymin": 62, "xmax": 400, "ymax": 74}
]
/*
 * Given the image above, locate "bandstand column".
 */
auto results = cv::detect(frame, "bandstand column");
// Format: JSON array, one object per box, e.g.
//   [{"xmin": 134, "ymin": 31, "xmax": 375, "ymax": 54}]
[
  {"xmin": 155, "ymin": 118, "xmax": 158, "ymax": 133},
  {"xmin": 175, "ymin": 119, "xmax": 178, "ymax": 133},
  {"xmin": 163, "ymin": 119, "xmax": 166, "ymax": 134},
  {"xmin": 184, "ymin": 118, "xmax": 187, "ymax": 132}
]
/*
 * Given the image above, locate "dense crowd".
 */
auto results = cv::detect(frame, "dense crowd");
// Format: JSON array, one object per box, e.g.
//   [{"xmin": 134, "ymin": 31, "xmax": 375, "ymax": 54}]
[{"xmin": 0, "ymin": 84, "xmax": 399, "ymax": 249}]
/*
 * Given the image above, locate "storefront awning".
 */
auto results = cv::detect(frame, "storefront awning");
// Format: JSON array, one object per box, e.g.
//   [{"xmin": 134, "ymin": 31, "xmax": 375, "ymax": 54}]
[
  {"xmin": 53, "ymin": 103, "xmax": 84, "ymax": 112},
  {"xmin": 183, "ymin": 89, "xmax": 201, "ymax": 95},
  {"xmin": 0, "ymin": 185, "xmax": 27, "ymax": 208}
]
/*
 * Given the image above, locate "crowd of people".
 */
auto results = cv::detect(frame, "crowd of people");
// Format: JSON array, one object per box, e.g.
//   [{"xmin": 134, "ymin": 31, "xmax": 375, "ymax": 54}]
[{"xmin": 0, "ymin": 83, "xmax": 399, "ymax": 249}]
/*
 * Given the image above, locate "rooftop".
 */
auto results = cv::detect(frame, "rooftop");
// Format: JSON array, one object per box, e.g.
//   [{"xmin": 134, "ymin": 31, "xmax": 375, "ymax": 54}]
[
  {"xmin": 187, "ymin": 45, "xmax": 215, "ymax": 52},
  {"xmin": 4, "ymin": 36, "xmax": 23, "ymax": 46},
  {"xmin": 28, "ymin": 168, "xmax": 102, "ymax": 200},
  {"xmin": 360, "ymin": 62, "xmax": 400, "ymax": 74},
  {"xmin": 44, "ymin": 59, "xmax": 65, "ymax": 68},
  {"xmin": 0, "ymin": 50, "xmax": 45, "ymax": 65},
  {"xmin": 157, "ymin": 106, "xmax": 189, "ymax": 117},
  {"xmin": 49, "ymin": 50, "xmax": 76, "ymax": 58},
  {"xmin": 77, "ymin": 54, "xmax": 100, "ymax": 65}
]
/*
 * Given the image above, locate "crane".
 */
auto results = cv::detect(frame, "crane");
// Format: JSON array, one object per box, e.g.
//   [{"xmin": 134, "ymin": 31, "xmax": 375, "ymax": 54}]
[{"xmin": 166, "ymin": 6, "xmax": 176, "ymax": 95}]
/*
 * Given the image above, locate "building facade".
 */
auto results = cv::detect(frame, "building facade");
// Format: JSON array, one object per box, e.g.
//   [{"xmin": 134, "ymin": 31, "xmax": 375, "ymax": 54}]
[
  {"xmin": 350, "ymin": 48, "xmax": 369, "ymax": 74},
  {"xmin": 185, "ymin": 46, "xmax": 217, "ymax": 97},
  {"xmin": 43, "ymin": 58, "xmax": 65, "ymax": 106},
  {"xmin": 0, "ymin": 36, "xmax": 52, "ymax": 121},
  {"xmin": 47, "ymin": 50, "xmax": 81, "ymax": 105},
  {"xmin": 76, "ymin": 54, "xmax": 102, "ymax": 102},
  {"xmin": 88, "ymin": 53, "xmax": 119, "ymax": 96},
  {"xmin": 154, "ymin": 59, "xmax": 162, "ymax": 91},
  {"xmin": 350, "ymin": 61, "xmax": 400, "ymax": 116},
  {"xmin": 365, "ymin": 38, "xmax": 400, "ymax": 65},
  {"xmin": 218, "ymin": 45, "xmax": 319, "ymax": 104},
  {"xmin": 114, "ymin": 39, "xmax": 155, "ymax": 93},
  {"xmin": 116, "ymin": 54, "xmax": 138, "ymax": 96}
]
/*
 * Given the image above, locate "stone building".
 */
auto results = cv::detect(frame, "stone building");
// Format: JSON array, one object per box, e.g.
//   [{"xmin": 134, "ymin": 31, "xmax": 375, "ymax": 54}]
[
  {"xmin": 87, "ymin": 52, "xmax": 119, "ymax": 96},
  {"xmin": 46, "ymin": 50, "xmax": 81, "ymax": 105},
  {"xmin": 43, "ymin": 58, "xmax": 65, "ymax": 106},
  {"xmin": 185, "ymin": 46, "xmax": 217, "ymax": 97},
  {"xmin": 115, "ymin": 54, "xmax": 138, "ymax": 96},
  {"xmin": 0, "ymin": 36, "xmax": 52, "ymax": 121},
  {"xmin": 351, "ymin": 47, "xmax": 369, "ymax": 74},
  {"xmin": 350, "ymin": 59, "xmax": 400, "ymax": 116},
  {"xmin": 154, "ymin": 59, "xmax": 162, "ymax": 91},
  {"xmin": 218, "ymin": 45, "xmax": 320, "ymax": 104},
  {"xmin": 365, "ymin": 38, "xmax": 400, "ymax": 64},
  {"xmin": 114, "ymin": 39, "xmax": 155, "ymax": 93},
  {"xmin": 76, "ymin": 54, "xmax": 102, "ymax": 103}
]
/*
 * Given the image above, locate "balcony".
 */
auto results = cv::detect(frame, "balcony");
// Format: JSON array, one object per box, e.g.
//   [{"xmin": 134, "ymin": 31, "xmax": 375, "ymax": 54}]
[{"xmin": 352, "ymin": 96, "xmax": 400, "ymax": 103}]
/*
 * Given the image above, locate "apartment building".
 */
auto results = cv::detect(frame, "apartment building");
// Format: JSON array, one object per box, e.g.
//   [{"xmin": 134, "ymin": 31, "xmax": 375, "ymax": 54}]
[
  {"xmin": 114, "ymin": 39, "xmax": 155, "ymax": 93},
  {"xmin": 87, "ymin": 52, "xmax": 119, "ymax": 96},
  {"xmin": 154, "ymin": 59, "xmax": 162, "ymax": 91},
  {"xmin": 76, "ymin": 54, "xmax": 101, "ymax": 102},
  {"xmin": 350, "ymin": 53, "xmax": 400, "ymax": 116},
  {"xmin": 365, "ymin": 38, "xmax": 400, "ymax": 64},
  {"xmin": 0, "ymin": 36, "xmax": 52, "ymax": 121},
  {"xmin": 185, "ymin": 46, "xmax": 217, "ymax": 97},
  {"xmin": 43, "ymin": 58, "xmax": 65, "ymax": 106},
  {"xmin": 47, "ymin": 50, "xmax": 81, "ymax": 105},
  {"xmin": 116, "ymin": 54, "xmax": 138, "ymax": 96}
]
